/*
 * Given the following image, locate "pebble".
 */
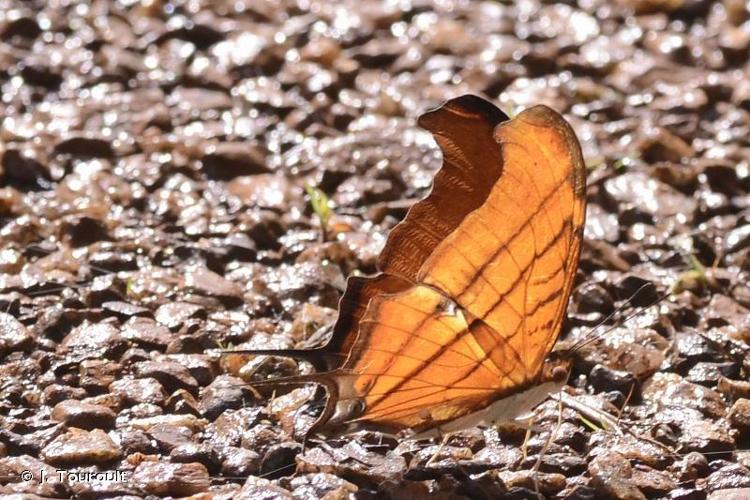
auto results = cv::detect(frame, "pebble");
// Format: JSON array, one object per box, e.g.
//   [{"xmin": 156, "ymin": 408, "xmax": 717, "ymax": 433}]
[
  {"xmin": 51, "ymin": 400, "xmax": 116, "ymax": 429},
  {"xmin": 131, "ymin": 461, "xmax": 210, "ymax": 496},
  {"xmin": 588, "ymin": 452, "xmax": 646, "ymax": 500},
  {"xmin": 41, "ymin": 428, "xmax": 122, "ymax": 465}
]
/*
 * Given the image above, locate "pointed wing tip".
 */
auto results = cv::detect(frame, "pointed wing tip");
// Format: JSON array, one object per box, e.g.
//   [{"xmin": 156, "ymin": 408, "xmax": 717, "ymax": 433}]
[{"xmin": 417, "ymin": 94, "xmax": 509, "ymax": 130}]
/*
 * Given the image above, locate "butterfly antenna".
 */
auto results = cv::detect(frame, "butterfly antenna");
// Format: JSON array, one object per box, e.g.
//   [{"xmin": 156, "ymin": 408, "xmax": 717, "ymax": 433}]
[
  {"xmin": 568, "ymin": 283, "xmax": 655, "ymax": 351},
  {"xmin": 616, "ymin": 381, "xmax": 637, "ymax": 423},
  {"xmin": 571, "ymin": 284, "xmax": 670, "ymax": 353}
]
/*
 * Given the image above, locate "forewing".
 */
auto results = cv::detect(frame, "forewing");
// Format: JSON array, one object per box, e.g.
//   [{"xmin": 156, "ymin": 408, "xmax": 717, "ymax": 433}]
[{"xmin": 417, "ymin": 104, "xmax": 587, "ymax": 378}]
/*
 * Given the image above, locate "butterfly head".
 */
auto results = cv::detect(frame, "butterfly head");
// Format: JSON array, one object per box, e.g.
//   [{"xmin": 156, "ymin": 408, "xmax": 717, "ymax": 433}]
[{"xmin": 542, "ymin": 349, "xmax": 574, "ymax": 385}]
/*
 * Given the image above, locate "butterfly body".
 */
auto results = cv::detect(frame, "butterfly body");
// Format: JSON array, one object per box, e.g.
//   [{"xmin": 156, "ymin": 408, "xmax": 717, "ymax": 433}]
[{"xmin": 226, "ymin": 94, "xmax": 586, "ymax": 438}]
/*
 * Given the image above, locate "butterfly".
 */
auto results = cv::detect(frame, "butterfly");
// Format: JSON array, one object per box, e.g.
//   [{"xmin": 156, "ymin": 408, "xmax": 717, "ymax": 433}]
[{"xmin": 227, "ymin": 94, "xmax": 586, "ymax": 438}]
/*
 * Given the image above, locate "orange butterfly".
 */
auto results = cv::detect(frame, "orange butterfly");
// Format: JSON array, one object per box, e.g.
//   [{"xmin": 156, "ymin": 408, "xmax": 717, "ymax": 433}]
[{"xmin": 229, "ymin": 94, "xmax": 586, "ymax": 437}]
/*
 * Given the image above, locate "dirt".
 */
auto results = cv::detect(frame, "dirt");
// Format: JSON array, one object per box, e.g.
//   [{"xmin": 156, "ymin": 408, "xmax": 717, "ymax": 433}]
[{"xmin": 1, "ymin": 0, "xmax": 750, "ymax": 498}]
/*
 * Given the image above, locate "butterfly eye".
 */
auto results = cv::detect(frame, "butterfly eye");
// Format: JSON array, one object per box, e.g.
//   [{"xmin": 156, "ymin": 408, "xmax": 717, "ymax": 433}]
[
  {"xmin": 551, "ymin": 365, "xmax": 570, "ymax": 383},
  {"xmin": 352, "ymin": 399, "xmax": 367, "ymax": 416}
]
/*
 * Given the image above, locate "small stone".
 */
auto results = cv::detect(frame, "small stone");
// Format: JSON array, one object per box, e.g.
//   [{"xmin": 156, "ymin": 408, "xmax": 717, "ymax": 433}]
[
  {"xmin": 184, "ymin": 266, "xmax": 243, "ymax": 301},
  {"xmin": 131, "ymin": 461, "xmax": 210, "ymax": 496},
  {"xmin": 101, "ymin": 301, "xmax": 150, "ymax": 319},
  {"xmin": 238, "ymin": 476, "xmax": 292, "ymax": 498},
  {"xmin": 207, "ymin": 407, "xmax": 264, "ymax": 448},
  {"xmin": 198, "ymin": 375, "xmax": 253, "ymax": 419},
  {"xmin": 717, "ymin": 377, "xmax": 750, "ymax": 400},
  {"xmin": 221, "ymin": 446, "xmax": 262, "ymax": 477},
  {"xmin": 51, "ymin": 400, "xmax": 116, "ymax": 429},
  {"xmin": 118, "ymin": 428, "xmax": 158, "ymax": 455},
  {"xmin": 134, "ymin": 360, "xmax": 199, "ymax": 393},
  {"xmin": 202, "ymin": 142, "xmax": 270, "ymax": 180},
  {"xmin": 42, "ymin": 384, "xmax": 88, "ymax": 406},
  {"xmin": 170, "ymin": 87, "xmax": 232, "ymax": 111},
  {"xmin": 121, "ymin": 317, "xmax": 177, "ymax": 348},
  {"xmin": 158, "ymin": 354, "xmax": 215, "ymax": 385},
  {"xmin": 289, "ymin": 472, "xmax": 359, "ymax": 498},
  {"xmin": 642, "ymin": 372, "xmax": 727, "ymax": 419},
  {"xmin": 588, "ymin": 452, "xmax": 646, "ymax": 500},
  {"xmin": 0, "ymin": 312, "xmax": 33, "ymax": 355},
  {"xmin": 496, "ymin": 470, "xmax": 566, "ymax": 496},
  {"xmin": 165, "ymin": 388, "xmax": 201, "ymax": 416},
  {"xmin": 41, "ymin": 428, "xmax": 122, "ymax": 465},
  {"xmin": 148, "ymin": 424, "xmax": 194, "ymax": 453},
  {"xmin": 589, "ymin": 364, "xmax": 637, "ymax": 394},
  {"xmin": 673, "ymin": 452, "xmax": 709, "ymax": 481},
  {"xmin": 707, "ymin": 464, "xmax": 750, "ymax": 492},
  {"xmin": 79, "ymin": 359, "xmax": 121, "ymax": 392},
  {"xmin": 227, "ymin": 174, "xmax": 296, "ymax": 211},
  {"xmin": 110, "ymin": 377, "xmax": 166, "ymax": 406},
  {"xmin": 58, "ymin": 322, "xmax": 121, "ymax": 360},
  {"xmin": 154, "ymin": 302, "xmax": 205, "ymax": 330},
  {"xmin": 169, "ymin": 442, "xmax": 219, "ymax": 468},
  {"xmin": 631, "ymin": 464, "xmax": 676, "ymax": 496},
  {"xmin": 709, "ymin": 488, "xmax": 750, "ymax": 500},
  {"xmin": 729, "ymin": 399, "xmax": 750, "ymax": 432},
  {"xmin": 129, "ymin": 414, "xmax": 206, "ymax": 433}
]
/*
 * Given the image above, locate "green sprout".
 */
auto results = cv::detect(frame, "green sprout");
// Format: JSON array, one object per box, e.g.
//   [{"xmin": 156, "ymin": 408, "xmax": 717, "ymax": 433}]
[
  {"xmin": 305, "ymin": 184, "xmax": 333, "ymax": 241},
  {"xmin": 125, "ymin": 277, "xmax": 136, "ymax": 298},
  {"xmin": 671, "ymin": 254, "xmax": 708, "ymax": 294},
  {"xmin": 578, "ymin": 413, "xmax": 605, "ymax": 432},
  {"xmin": 612, "ymin": 157, "xmax": 631, "ymax": 172}
]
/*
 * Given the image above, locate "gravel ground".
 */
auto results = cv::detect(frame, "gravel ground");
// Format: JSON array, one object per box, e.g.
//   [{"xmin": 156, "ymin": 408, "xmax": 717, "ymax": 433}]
[{"xmin": 1, "ymin": 0, "xmax": 750, "ymax": 498}]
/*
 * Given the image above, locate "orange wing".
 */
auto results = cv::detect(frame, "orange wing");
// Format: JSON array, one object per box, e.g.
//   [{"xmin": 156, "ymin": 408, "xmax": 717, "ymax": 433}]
[{"xmin": 228, "ymin": 95, "xmax": 586, "ymax": 434}]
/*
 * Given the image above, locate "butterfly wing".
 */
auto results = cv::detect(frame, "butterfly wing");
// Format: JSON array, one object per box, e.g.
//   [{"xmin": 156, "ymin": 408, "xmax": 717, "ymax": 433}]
[
  {"xmin": 415, "ymin": 104, "xmax": 587, "ymax": 378},
  {"xmin": 329, "ymin": 102, "xmax": 586, "ymax": 431}
]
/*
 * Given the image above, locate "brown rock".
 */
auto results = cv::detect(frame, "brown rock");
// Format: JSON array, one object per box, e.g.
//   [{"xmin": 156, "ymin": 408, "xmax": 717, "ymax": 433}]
[
  {"xmin": 707, "ymin": 464, "xmax": 750, "ymax": 492},
  {"xmin": 58, "ymin": 321, "xmax": 121, "ymax": 360},
  {"xmin": 202, "ymin": 142, "xmax": 270, "ymax": 180},
  {"xmin": 709, "ymin": 488, "xmax": 750, "ymax": 500},
  {"xmin": 588, "ymin": 452, "xmax": 646, "ymax": 500},
  {"xmin": 642, "ymin": 372, "xmax": 727, "ymax": 418},
  {"xmin": 51, "ymin": 400, "xmax": 116, "ymax": 429},
  {"xmin": 0, "ymin": 312, "xmax": 33, "ymax": 355},
  {"xmin": 78, "ymin": 359, "xmax": 121, "ymax": 391},
  {"xmin": 238, "ymin": 476, "xmax": 292, "ymax": 498},
  {"xmin": 110, "ymin": 377, "xmax": 167, "ymax": 406},
  {"xmin": 221, "ymin": 446, "xmax": 262, "ymax": 477},
  {"xmin": 148, "ymin": 424, "xmax": 194, "ymax": 452},
  {"xmin": 289, "ymin": 472, "xmax": 358, "ymax": 498},
  {"xmin": 41, "ymin": 428, "xmax": 122, "ymax": 465},
  {"xmin": 131, "ymin": 461, "xmax": 210, "ymax": 496},
  {"xmin": 184, "ymin": 265, "xmax": 243, "ymax": 300},
  {"xmin": 729, "ymin": 399, "xmax": 750, "ymax": 431},
  {"xmin": 154, "ymin": 302, "xmax": 205, "ymax": 330},
  {"xmin": 121, "ymin": 318, "xmax": 177, "ymax": 348},
  {"xmin": 631, "ymin": 465, "xmax": 676, "ymax": 496},
  {"xmin": 134, "ymin": 360, "xmax": 199, "ymax": 393}
]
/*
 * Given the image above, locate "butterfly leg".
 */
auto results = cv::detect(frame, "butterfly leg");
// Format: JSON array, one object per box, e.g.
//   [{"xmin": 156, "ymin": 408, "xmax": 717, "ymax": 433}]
[
  {"xmin": 529, "ymin": 392, "xmax": 564, "ymax": 497},
  {"xmin": 425, "ymin": 428, "xmax": 453, "ymax": 467},
  {"xmin": 520, "ymin": 415, "xmax": 536, "ymax": 462}
]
